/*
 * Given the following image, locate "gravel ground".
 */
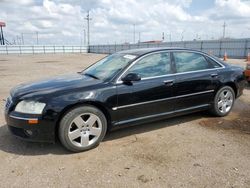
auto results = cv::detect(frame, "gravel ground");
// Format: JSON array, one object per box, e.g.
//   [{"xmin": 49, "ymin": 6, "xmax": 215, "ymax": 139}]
[{"xmin": 0, "ymin": 54, "xmax": 250, "ymax": 188}]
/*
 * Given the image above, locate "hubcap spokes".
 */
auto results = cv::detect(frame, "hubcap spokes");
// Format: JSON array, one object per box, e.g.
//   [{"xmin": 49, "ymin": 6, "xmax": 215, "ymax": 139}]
[
  {"xmin": 217, "ymin": 90, "xmax": 233, "ymax": 114},
  {"xmin": 68, "ymin": 113, "xmax": 102, "ymax": 147}
]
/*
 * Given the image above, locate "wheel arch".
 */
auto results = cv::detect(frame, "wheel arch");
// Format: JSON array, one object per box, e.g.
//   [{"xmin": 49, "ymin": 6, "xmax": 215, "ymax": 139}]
[
  {"xmin": 55, "ymin": 101, "xmax": 112, "ymax": 140},
  {"xmin": 224, "ymin": 82, "xmax": 238, "ymax": 97}
]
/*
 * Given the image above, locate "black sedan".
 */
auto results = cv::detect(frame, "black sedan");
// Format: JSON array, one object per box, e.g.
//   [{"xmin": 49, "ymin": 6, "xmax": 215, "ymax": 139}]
[{"xmin": 5, "ymin": 48, "xmax": 245, "ymax": 152}]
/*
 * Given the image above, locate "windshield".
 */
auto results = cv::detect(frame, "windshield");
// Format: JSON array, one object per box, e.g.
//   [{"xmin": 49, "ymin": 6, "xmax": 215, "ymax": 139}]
[{"xmin": 82, "ymin": 53, "xmax": 137, "ymax": 80}]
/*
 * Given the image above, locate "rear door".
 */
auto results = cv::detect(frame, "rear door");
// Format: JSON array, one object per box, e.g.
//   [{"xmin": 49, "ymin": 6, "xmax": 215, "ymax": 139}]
[
  {"xmin": 114, "ymin": 51, "xmax": 176, "ymax": 125},
  {"xmin": 172, "ymin": 51, "xmax": 219, "ymax": 111}
]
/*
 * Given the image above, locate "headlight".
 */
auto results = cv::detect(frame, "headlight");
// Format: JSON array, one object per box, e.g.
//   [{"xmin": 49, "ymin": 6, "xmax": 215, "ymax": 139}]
[{"xmin": 15, "ymin": 100, "xmax": 46, "ymax": 114}]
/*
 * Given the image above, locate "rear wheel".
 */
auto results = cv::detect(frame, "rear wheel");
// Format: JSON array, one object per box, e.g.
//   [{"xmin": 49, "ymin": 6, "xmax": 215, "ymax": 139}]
[
  {"xmin": 210, "ymin": 86, "xmax": 235, "ymax": 117},
  {"xmin": 59, "ymin": 105, "xmax": 107, "ymax": 152}
]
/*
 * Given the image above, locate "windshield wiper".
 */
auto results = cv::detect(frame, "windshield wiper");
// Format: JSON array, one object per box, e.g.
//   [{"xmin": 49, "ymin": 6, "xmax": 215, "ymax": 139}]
[{"xmin": 83, "ymin": 73, "xmax": 100, "ymax": 80}]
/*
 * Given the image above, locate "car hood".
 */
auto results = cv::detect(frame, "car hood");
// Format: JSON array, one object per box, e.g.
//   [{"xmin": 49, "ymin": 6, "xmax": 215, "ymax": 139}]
[{"xmin": 10, "ymin": 73, "xmax": 102, "ymax": 100}]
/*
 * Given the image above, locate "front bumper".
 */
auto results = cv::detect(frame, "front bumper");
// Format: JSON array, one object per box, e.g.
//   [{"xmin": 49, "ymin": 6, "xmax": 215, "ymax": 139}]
[{"xmin": 5, "ymin": 112, "xmax": 56, "ymax": 143}]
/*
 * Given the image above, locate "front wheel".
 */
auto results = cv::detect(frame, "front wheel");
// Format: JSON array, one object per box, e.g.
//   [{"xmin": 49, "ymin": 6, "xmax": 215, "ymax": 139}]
[
  {"xmin": 210, "ymin": 86, "xmax": 235, "ymax": 117},
  {"xmin": 59, "ymin": 105, "xmax": 107, "ymax": 152}
]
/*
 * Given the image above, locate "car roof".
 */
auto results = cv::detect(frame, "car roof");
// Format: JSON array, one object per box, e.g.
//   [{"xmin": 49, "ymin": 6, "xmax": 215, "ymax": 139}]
[{"xmin": 117, "ymin": 47, "xmax": 201, "ymax": 56}]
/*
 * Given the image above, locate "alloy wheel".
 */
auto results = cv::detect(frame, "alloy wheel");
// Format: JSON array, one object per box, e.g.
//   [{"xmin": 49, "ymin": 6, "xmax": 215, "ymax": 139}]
[
  {"xmin": 68, "ymin": 113, "xmax": 102, "ymax": 148},
  {"xmin": 217, "ymin": 89, "xmax": 234, "ymax": 114}
]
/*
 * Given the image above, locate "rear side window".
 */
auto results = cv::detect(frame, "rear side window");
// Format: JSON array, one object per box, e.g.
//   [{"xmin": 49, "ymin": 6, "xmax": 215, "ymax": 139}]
[
  {"xmin": 173, "ymin": 52, "xmax": 211, "ymax": 73},
  {"xmin": 205, "ymin": 57, "xmax": 222, "ymax": 68}
]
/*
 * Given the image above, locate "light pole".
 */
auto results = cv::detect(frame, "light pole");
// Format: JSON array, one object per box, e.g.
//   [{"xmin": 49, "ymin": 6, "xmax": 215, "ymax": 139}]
[
  {"xmin": 21, "ymin": 33, "xmax": 24, "ymax": 45},
  {"xmin": 84, "ymin": 29, "xmax": 86, "ymax": 45},
  {"xmin": 85, "ymin": 11, "xmax": 92, "ymax": 46}
]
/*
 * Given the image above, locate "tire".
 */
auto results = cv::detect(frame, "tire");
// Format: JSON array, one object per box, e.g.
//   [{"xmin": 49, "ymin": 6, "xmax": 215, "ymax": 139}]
[
  {"xmin": 210, "ymin": 86, "xmax": 235, "ymax": 117},
  {"xmin": 59, "ymin": 105, "xmax": 107, "ymax": 152}
]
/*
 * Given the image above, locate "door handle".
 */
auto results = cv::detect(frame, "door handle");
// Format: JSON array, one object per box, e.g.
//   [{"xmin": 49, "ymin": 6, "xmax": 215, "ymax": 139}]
[
  {"xmin": 163, "ymin": 80, "xmax": 174, "ymax": 86},
  {"xmin": 210, "ymin": 73, "xmax": 218, "ymax": 78}
]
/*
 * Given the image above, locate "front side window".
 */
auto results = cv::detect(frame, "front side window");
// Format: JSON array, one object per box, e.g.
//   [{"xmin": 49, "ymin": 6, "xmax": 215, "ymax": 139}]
[
  {"xmin": 126, "ymin": 52, "xmax": 171, "ymax": 78},
  {"xmin": 173, "ymin": 52, "xmax": 211, "ymax": 73}
]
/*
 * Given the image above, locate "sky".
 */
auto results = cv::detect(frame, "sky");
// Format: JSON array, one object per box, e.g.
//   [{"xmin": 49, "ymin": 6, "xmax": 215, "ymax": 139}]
[{"xmin": 0, "ymin": 0, "xmax": 250, "ymax": 45}]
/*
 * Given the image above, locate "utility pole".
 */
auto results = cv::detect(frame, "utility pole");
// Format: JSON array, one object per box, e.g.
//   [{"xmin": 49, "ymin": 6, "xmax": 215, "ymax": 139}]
[
  {"xmin": 36, "ymin": 31, "xmax": 39, "ymax": 45},
  {"xmin": 162, "ymin": 32, "xmax": 165, "ymax": 41},
  {"xmin": 222, "ymin": 21, "xmax": 226, "ymax": 39},
  {"xmin": 196, "ymin": 34, "xmax": 199, "ymax": 40},
  {"xmin": 85, "ymin": 11, "xmax": 92, "ymax": 46},
  {"xmin": 138, "ymin": 32, "xmax": 141, "ymax": 43},
  {"xmin": 181, "ymin": 30, "xmax": 185, "ymax": 41},
  {"xmin": 133, "ymin": 24, "xmax": 135, "ymax": 44},
  {"xmin": 16, "ymin": 35, "xmax": 20, "ymax": 45}
]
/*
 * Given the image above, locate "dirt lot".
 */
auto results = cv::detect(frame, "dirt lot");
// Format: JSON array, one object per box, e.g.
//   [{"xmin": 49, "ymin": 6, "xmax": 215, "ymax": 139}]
[{"xmin": 0, "ymin": 54, "xmax": 250, "ymax": 188}]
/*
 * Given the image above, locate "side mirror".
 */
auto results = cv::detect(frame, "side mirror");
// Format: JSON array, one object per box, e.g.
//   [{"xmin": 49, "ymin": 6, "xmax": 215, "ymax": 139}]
[{"xmin": 121, "ymin": 73, "xmax": 141, "ymax": 83}]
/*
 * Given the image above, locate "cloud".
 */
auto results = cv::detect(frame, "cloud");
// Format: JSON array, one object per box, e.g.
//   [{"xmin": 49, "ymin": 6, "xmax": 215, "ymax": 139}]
[
  {"xmin": 1, "ymin": 0, "xmax": 34, "ymax": 5},
  {"xmin": 208, "ymin": 0, "xmax": 250, "ymax": 19},
  {"xmin": 0, "ymin": 0, "xmax": 249, "ymax": 45}
]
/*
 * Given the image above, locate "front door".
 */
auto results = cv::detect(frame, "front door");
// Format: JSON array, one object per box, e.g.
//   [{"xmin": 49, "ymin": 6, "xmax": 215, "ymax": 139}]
[{"xmin": 114, "ymin": 51, "xmax": 176, "ymax": 125}]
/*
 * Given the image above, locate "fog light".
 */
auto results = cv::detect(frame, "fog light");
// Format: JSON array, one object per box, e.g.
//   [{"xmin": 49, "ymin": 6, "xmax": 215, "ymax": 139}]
[{"xmin": 24, "ymin": 130, "xmax": 33, "ymax": 136}]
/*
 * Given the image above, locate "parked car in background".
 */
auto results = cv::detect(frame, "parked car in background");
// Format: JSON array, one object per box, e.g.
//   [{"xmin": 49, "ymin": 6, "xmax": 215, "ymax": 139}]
[
  {"xmin": 245, "ymin": 62, "xmax": 250, "ymax": 84},
  {"xmin": 5, "ymin": 48, "xmax": 245, "ymax": 152}
]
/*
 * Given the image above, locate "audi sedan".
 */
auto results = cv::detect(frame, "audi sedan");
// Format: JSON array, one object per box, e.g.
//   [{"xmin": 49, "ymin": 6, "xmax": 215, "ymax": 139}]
[{"xmin": 5, "ymin": 48, "xmax": 245, "ymax": 152}]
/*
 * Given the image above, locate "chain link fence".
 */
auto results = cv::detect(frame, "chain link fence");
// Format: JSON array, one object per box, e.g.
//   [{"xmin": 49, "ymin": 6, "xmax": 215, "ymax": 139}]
[
  {"xmin": 89, "ymin": 38, "xmax": 250, "ymax": 59},
  {"xmin": 1, "ymin": 39, "xmax": 249, "ymax": 58},
  {"xmin": 0, "ymin": 45, "xmax": 88, "ymax": 54}
]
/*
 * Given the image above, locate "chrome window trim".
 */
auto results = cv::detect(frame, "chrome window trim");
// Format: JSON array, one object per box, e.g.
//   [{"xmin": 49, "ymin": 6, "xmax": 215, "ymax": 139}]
[
  {"xmin": 115, "ymin": 50, "xmax": 225, "ymax": 84},
  {"xmin": 112, "ymin": 89, "xmax": 214, "ymax": 110}
]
